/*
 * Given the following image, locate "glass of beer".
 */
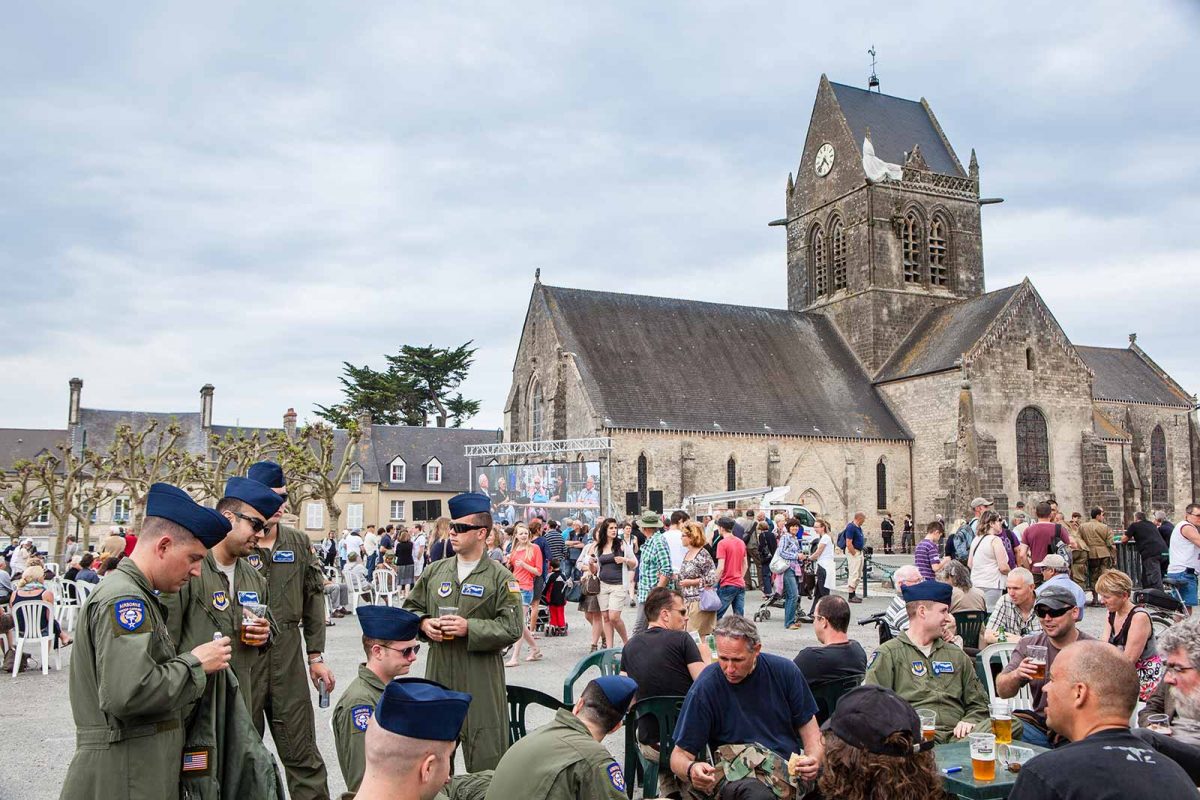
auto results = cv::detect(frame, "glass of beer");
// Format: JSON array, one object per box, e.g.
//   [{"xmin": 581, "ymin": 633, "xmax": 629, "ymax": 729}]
[
  {"xmin": 990, "ymin": 701, "xmax": 1013, "ymax": 745},
  {"xmin": 241, "ymin": 603, "xmax": 267, "ymax": 646},
  {"xmin": 438, "ymin": 606, "xmax": 459, "ymax": 641},
  {"xmin": 969, "ymin": 732, "xmax": 997, "ymax": 782},
  {"xmin": 1027, "ymin": 645, "xmax": 1048, "ymax": 680},
  {"xmin": 918, "ymin": 709, "xmax": 937, "ymax": 742},
  {"xmin": 1147, "ymin": 714, "xmax": 1172, "ymax": 735}
]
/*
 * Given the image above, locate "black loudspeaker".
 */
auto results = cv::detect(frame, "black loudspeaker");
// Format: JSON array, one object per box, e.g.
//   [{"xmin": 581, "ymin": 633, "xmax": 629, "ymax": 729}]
[
  {"xmin": 625, "ymin": 492, "xmax": 639, "ymax": 515},
  {"xmin": 649, "ymin": 491, "xmax": 664, "ymax": 514}
]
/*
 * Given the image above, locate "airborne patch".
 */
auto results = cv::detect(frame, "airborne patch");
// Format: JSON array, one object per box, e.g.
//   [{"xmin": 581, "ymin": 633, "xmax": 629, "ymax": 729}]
[
  {"xmin": 113, "ymin": 598, "xmax": 146, "ymax": 634},
  {"xmin": 352, "ymin": 704, "xmax": 373, "ymax": 732},
  {"xmin": 607, "ymin": 762, "xmax": 626, "ymax": 791}
]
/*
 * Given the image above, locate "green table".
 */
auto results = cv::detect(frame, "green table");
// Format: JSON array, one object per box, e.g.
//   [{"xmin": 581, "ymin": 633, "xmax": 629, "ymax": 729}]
[{"xmin": 935, "ymin": 740, "xmax": 1047, "ymax": 799}]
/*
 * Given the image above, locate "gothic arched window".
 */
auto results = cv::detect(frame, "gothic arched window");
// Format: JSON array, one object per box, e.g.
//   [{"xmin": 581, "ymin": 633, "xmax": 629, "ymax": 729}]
[
  {"xmin": 726, "ymin": 456, "xmax": 737, "ymax": 509},
  {"xmin": 1151, "ymin": 425, "xmax": 1168, "ymax": 506},
  {"xmin": 902, "ymin": 210, "xmax": 923, "ymax": 283},
  {"xmin": 876, "ymin": 459, "xmax": 887, "ymax": 511},
  {"xmin": 529, "ymin": 380, "xmax": 544, "ymax": 441},
  {"xmin": 1016, "ymin": 407, "xmax": 1051, "ymax": 492},
  {"xmin": 830, "ymin": 218, "xmax": 847, "ymax": 291},
  {"xmin": 811, "ymin": 225, "xmax": 828, "ymax": 299},
  {"xmin": 929, "ymin": 214, "xmax": 950, "ymax": 287},
  {"xmin": 637, "ymin": 454, "xmax": 648, "ymax": 509}
]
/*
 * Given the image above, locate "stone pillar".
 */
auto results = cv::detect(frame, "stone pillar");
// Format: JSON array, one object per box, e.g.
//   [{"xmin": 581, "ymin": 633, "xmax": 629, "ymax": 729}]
[
  {"xmin": 283, "ymin": 407, "xmax": 298, "ymax": 439},
  {"xmin": 68, "ymin": 377, "xmax": 82, "ymax": 426},
  {"xmin": 200, "ymin": 384, "xmax": 214, "ymax": 431},
  {"xmin": 1081, "ymin": 431, "xmax": 1120, "ymax": 514},
  {"xmin": 680, "ymin": 441, "xmax": 696, "ymax": 501},
  {"xmin": 767, "ymin": 444, "xmax": 782, "ymax": 487}
]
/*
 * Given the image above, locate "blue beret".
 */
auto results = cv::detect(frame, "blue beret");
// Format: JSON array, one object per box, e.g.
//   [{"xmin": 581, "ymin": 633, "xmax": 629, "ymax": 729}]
[
  {"xmin": 448, "ymin": 492, "xmax": 491, "ymax": 519},
  {"xmin": 358, "ymin": 605, "xmax": 421, "ymax": 642},
  {"xmin": 375, "ymin": 678, "xmax": 471, "ymax": 741},
  {"xmin": 146, "ymin": 483, "xmax": 231, "ymax": 548},
  {"xmin": 223, "ymin": 477, "xmax": 285, "ymax": 520},
  {"xmin": 247, "ymin": 461, "xmax": 286, "ymax": 489},
  {"xmin": 593, "ymin": 675, "xmax": 638, "ymax": 715},
  {"xmin": 901, "ymin": 579, "xmax": 953, "ymax": 606}
]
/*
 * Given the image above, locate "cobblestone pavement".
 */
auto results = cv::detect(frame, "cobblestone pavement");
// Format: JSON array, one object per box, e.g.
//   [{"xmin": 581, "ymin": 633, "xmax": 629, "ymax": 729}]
[{"xmin": 0, "ymin": 560, "xmax": 1107, "ymax": 799}]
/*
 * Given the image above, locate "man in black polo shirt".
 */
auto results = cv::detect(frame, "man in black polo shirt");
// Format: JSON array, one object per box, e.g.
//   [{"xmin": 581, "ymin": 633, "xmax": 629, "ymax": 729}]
[
  {"xmin": 1122, "ymin": 510, "xmax": 1168, "ymax": 590},
  {"xmin": 621, "ymin": 586, "xmax": 711, "ymax": 798},
  {"xmin": 793, "ymin": 595, "xmax": 866, "ymax": 690}
]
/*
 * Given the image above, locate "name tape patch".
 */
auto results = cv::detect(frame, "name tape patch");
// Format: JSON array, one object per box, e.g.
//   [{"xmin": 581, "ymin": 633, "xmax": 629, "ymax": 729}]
[
  {"xmin": 462, "ymin": 584, "xmax": 484, "ymax": 598},
  {"xmin": 237, "ymin": 591, "xmax": 260, "ymax": 605},
  {"xmin": 932, "ymin": 661, "xmax": 955, "ymax": 675},
  {"xmin": 272, "ymin": 550, "xmax": 295, "ymax": 563}
]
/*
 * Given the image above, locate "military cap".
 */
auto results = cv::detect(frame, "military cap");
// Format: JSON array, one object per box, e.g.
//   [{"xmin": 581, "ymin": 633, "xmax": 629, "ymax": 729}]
[
  {"xmin": 357, "ymin": 605, "xmax": 421, "ymax": 642},
  {"xmin": 247, "ymin": 460, "xmax": 286, "ymax": 489},
  {"xmin": 448, "ymin": 492, "xmax": 491, "ymax": 519},
  {"xmin": 900, "ymin": 579, "xmax": 953, "ymax": 606},
  {"xmin": 592, "ymin": 675, "xmax": 638, "ymax": 715},
  {"xmin": 223, "ymin": 476, "xmax": 285, "ymax": 520},
  {"xmin": 146, "ymin": 482, "xmax": 231, "ymax": 547},
  {"xmin": 375, "ymin": 678, "xmax": 471, "ymax": 741},
  {"xmin": 823, "ymin": 685, "xmax": 933, "ymax": 756}
]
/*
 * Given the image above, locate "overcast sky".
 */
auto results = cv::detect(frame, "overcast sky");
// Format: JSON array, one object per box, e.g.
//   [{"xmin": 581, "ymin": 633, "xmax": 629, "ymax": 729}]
[{"xmin": 2, "ymin": 2, "xmax": 1197, "ymax": 432}]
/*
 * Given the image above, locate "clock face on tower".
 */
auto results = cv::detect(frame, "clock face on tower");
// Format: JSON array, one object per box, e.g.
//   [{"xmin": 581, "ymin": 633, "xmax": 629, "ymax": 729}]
[{"xmin": 814, "ymin": 143, "xmax": 835, "ymax": 177}]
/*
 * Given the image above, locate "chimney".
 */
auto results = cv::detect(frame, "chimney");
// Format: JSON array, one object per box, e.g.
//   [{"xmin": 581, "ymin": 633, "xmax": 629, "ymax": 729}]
[
  {"xmin": 357, "ymin": 409, "xmax": 373, "ymax": 431},
  {"xmin": 200, "ymin": 384, "xmax": 214, "ymax": 430},
  {"xmin": 68, "ymin": 377, "xmax": 83, "ymax": 426},
  {"xmin": 283, "ymin": 407, "xmax": 298, "ymax": 438}
]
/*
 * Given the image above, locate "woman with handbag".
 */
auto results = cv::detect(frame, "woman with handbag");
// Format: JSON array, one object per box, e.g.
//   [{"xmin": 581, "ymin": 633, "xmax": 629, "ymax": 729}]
[
  {"xmin": 678, "ymin": 521, "xmax": 720, "ymax": 636},
  {"xmin": 594, "ymin": 518, "xmax": 636, "ymax": 649},
  {"xmin": 776, "ymin": 518, "xmax": 804, "ymax": 629},
  {"xmin": 504, "ymin": 525, "xmax": 544, "ymax": 666},
  {"xmin": 578, "ymin": 531, "xmax": 606, "ymax": 651}
]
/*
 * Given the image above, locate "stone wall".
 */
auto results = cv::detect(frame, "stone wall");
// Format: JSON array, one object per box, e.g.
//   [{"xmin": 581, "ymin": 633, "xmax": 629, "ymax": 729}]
[
  {"xmin": 1095, "ymin": 400, "xmax": 1194, "ymax": 516},
  {"xmin": 877, "ymin": 370, "xmax": 960, "ymax": 523}
]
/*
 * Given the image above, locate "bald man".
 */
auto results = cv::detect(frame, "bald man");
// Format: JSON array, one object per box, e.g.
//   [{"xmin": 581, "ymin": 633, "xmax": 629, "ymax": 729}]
[{"xmin": 1009, "ymin": 641, "xmax": 1194, "ymax": 799}]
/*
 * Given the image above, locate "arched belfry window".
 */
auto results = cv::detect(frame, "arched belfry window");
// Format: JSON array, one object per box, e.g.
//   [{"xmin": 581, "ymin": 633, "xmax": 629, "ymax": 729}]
[
  {"xmin": 529, "ymin": 380, "xmax": 544, "ymax": 441},
  {"xmin": 811, "ymin": 225, "xmax": 828, "ymax": 299},
  {"xmin": 929, "ymin": 214, "xmax": 950, "ymax": 287},
  {"xmin": 637, "ymin": 454, "xmax": 648, "ymax": 509},
  {"xmin": 1016, "ymin": 407, "xmax": 1051, "ymax": 492},
  {"xmin": 1151, "ymin": 425, "xmax": 1168, "ymax": 506},
  {"xmin": 1026, "ymin": 348, "xmax": 1036, "ymax": 371},
  {"xmin": 902, "ymin": 210, "xmax": 923, "ymax": 283},
  {"xmin": 830, "ymin": 218, "xmax": 847, "ymax": 291},
  {"xmin": 726, "ymin": 456, "xmax": 737, "ymax": 509},
  {"xmin": 876, "ymin": 459, "xmax": 887, "ymax": 511}
]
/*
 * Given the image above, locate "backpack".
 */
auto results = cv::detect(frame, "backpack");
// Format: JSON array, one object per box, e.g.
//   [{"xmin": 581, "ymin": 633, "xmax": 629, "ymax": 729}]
[{"xmin": 950, "ymin": 522, "xmax": 975, "ymax": 564}]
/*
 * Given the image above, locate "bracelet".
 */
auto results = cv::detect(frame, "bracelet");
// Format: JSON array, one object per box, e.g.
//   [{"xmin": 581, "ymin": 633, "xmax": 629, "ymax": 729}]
[{"xmin": 687, "ymin": 760, "xmax": 702, "ymax": 783}]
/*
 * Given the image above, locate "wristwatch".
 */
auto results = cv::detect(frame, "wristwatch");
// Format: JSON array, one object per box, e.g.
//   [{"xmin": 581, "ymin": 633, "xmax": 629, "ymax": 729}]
[{"xmin": 307, "ymin": 654, "xmax": 324, "ymax": 665}]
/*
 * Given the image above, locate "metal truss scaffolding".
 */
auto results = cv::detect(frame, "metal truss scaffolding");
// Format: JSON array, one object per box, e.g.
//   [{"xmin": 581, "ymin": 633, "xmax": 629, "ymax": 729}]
[{"xmin": 463, "ymin": 437, "xmax": 612, "ymax": 458}]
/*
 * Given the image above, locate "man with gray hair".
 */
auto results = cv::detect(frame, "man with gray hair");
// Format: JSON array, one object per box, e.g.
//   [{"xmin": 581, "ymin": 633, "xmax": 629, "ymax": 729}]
[
  {"xmin": 882, "ymin": 565, "xmax": 923, "ymax": 636},
  {"xmin": 671, "ymin": 615, "xmax": 824, "ymax": 799},
  {"xmin": 983, "ymin": 567, "xmax": 1041, "ymax": 646},
  {"xmin": 1142, "ymin": 615, "xmax": 1200, "ymax": 742}
]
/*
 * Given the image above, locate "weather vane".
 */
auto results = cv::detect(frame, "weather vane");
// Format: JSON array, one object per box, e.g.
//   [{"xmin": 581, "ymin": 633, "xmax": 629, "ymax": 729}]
[{"xmin": 868, "ymin": 46, "xmax": 880, "ymax": 92}]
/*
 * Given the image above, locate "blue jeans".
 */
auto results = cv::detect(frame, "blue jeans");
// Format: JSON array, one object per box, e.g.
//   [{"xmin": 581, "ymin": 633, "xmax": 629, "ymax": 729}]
[
  {"xmin": 782, "ymin": 570, "xmax": 799, "ymax": 627},
  {"xmin": 717, "ymin": 585, "xmax": 745, "ymax": 618},
  {"xmin": 366, "ymin": 553, "xmax": 377, "ymax": 577},
  {"xmin": 1021, "ymin": 722, "xmax": 1052, "ymax": 748},
  {"xmin": 1167, "ymin": 571, "xmax": 1198, "ymax": 606}
]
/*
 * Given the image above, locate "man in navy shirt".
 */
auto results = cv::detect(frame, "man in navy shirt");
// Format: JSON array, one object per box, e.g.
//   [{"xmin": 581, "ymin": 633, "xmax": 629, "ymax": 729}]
[
  {"xmin": 838, "ymin": 513, "xmax": 866, "ymax": 604},
  {"xmin": 670, "ymin": 615, "xmax": 823, "ymax": 798}
]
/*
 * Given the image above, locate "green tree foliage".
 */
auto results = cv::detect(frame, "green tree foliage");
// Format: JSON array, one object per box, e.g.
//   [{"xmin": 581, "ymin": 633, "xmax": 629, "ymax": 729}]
[{"xmin": 316, "ymin": 341, "xmax": 481, "ymax": 428}]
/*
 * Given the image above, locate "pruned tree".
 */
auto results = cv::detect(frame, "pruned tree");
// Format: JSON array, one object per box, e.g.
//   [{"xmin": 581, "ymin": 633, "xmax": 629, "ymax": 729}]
[
  {"xmin": 277, "ymin": 420, "xmax": 361, "ymax": 531},
  {"xmin": 29, "ymin": 442, "xmax": 115, "ymax": 555},
  {"xmin": 0, "ymin": 460, "xmax": 40, "ymax": 543},
  {"xmin": 105, "ymin": 419, "xmax": 203, "ymax": 530},
  {"xmin": 193, "ymin": 428, "xmax": 281, "ymax": 503}
]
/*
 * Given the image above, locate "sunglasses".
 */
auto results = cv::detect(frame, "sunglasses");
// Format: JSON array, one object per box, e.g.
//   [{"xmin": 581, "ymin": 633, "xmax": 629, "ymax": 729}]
[
  {"xmin": 234, "ymin": 512, "xmax": 267, "ymax": 533},
  {"xmin": 1034, "ymin": 605, "xmax": 1073, "ymax": 619},
  {"xmin": 379, "ymin": 643, "xmax": 421, "ymax": 658},
  {"xmin": 450, "ymin": 523, "xmax": 486, "ymax": 534}
]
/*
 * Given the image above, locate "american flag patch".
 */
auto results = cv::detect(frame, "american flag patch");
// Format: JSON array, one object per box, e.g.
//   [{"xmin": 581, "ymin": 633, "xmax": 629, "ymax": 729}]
[{"xmin": 182, "ymin": 750, "xmax": 209, "ymax": 772}]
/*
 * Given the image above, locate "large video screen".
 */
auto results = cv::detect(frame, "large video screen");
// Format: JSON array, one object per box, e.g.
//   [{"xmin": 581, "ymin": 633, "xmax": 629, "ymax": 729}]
[{"xmin": 473, "ymin": 461, "xmax": 602, "ymax": 525}]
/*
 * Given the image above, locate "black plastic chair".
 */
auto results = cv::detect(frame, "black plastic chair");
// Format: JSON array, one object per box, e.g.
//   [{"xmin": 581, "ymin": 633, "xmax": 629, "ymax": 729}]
[
  {"xmin": 809, "ymin": 673, "xmax": 865, "ymax": 724},
  {"xmin": 953, "ymin": 610, "xmax": 988, "ymax": 651},
  {"xmin": 562, "ymin": 647, "xmax": 622, "ymax": 704},
  {"xmin": 505, "ymin": 684, "xmax": 565, "ymax": 744},
  {"xmin": 623, "ymin": 695, "xmax": 686, "ymax": 799}
]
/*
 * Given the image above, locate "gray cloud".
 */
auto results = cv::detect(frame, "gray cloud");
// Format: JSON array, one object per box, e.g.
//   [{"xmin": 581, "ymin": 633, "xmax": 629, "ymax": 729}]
[{"xmin": 2, "ymin": 1, "xmax": 1197, "ymax": 431}]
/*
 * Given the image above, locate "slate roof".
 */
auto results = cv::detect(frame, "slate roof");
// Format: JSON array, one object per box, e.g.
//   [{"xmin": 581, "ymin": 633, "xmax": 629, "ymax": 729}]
[
  {"xmin": 1077, "ymin": 346, "xmax": 1193, "ymax": 408},
  {"xmin": 76, "ymin": 408, "xmax": 208, "ymax": 455},
  {"xmin": 1092, "ymin": 408, "xmax": 1130, "ymax": 442},
  {"xmin": 540, "ymin": 285, "xmax": 909, "ymax": 440},
  {"xmin": 335, "ymin": 425, "xmax": 501, "ymax": 492},
  {"xmin": 830, "ymin": 82, "xmax": 962, "ymax": 176},
  {"xmin": 874, "ymin": 285, "xmax": 1022, "ymax": 383},
  {"xmin": 0, "ymin": 428, "xmax": 68, "ymax": 470}
]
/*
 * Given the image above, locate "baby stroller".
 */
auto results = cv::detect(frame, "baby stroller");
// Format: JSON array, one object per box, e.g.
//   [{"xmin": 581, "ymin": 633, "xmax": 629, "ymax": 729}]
[
  {"xmin": 753, "ymin": 589, "xmax": 785, "ymax": 622},
  {"xmin": 753, "ymin": 540, "xmax": 817, "ymax": 622}
]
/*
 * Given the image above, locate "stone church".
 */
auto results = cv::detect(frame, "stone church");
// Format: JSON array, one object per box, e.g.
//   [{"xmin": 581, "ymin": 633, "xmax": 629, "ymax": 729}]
[{"xmin": 504, "ymin": 75, "xmax": 1198, "ymax": 529}]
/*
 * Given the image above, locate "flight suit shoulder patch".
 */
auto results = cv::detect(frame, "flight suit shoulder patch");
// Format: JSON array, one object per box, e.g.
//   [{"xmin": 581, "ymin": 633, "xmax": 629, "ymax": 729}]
[
  {"xmin": 351, "ymin": 704, "xmax": 373, "ymax": 731},
  {"xmin": 112, "ymin": 597, "xmax": 149, "ymax": 635},
  {"xmin": 607, "ymin": 762, "xmax": 626, "ymax": 792},
  {"xmin": 507, "ymin": 581, "xmax": 521, "ymax": 593}
]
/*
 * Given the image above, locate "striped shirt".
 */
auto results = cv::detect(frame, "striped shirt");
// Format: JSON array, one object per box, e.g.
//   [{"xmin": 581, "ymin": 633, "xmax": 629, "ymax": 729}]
[{"xmin": 914, "ymin": 539, "xmax": 940, "ymax": 581}]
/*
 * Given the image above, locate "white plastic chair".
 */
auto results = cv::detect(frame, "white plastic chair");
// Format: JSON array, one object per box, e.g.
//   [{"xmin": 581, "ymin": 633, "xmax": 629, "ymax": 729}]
[
  {"xmin": 372, "ymin": 570, "xmax": 399, "ymax": 607},
  {"xmin": 978, "ymin": 642, "xmax": 1032, "ymax": 711},
  {"xmin": 347, "ymin": 571, "xmax": 373, "ymax": 610},
  {"xmin": 56, "ymin": 579, "xmax": 82, "ymax": 632},
  {"xmin": 11, "ymin": 601, "xmax": 61, "ymax": 676}
]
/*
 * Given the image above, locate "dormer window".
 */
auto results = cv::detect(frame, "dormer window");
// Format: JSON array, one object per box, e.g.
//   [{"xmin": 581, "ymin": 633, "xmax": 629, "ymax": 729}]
[
  {"xmin": 389, "ymin": 457, "xmax": 407, "ymax": 483},
  {"xmin": 349, "ymin": 466, "xmax": 363, "ymax": 493},
  {"xmin": 426, "ymin": 458, "xmax": 442, "ymax": 484}
]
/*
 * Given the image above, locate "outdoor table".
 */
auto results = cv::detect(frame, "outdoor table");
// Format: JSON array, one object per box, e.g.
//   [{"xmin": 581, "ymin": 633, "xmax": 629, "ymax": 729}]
[{"xmin": 935, "ymin": 740, "xmax": 1048, "ymax": 800}]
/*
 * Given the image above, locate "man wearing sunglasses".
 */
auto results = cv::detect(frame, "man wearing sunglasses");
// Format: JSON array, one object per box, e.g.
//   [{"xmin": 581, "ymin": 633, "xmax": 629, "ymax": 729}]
[
  {"xmin": 333, "ymin": 605, "xmax": 423, "ymax": 794},
  {"xmin": 996, "ymin": 584, "xmax": 1094, "ymax": 748},
  {"xmin": 404, "ymin": 491, "xmax": 523, "ymax": 772},
  {"xmin": 165, "ymin": 476, "xmax": 282, "ymax": 724}
]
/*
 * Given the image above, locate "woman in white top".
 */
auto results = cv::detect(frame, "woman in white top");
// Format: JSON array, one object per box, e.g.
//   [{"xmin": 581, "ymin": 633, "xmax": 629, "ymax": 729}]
[
  {"xmin": 800, "ymin": 518, "xmax": 837, "ymax": 622},
  {"xmin": 967, "ymin": 510, "xmax": 1010, "ymax": 609}
]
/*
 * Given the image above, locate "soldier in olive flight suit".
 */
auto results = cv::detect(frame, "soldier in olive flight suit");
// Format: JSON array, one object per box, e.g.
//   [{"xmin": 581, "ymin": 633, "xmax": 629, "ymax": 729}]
[
  {"xmin": 165, "ymin": 476, "xmax": 282, "ymax": 726},
  {"xmin": 486, "ymin": 675, "xmax": 634, "ymax": 800},
  {"xmin": 61, "ymin": 483, "xmax": 234, "ymax": 800},
  {"xmin": 404, "ymin": 492, "xmax": 523, "ymax": 772},
  {"xmin": 247, "ymin": 460, "xmax": 335, "ymax": 800},
  {"xmin": 332, "ymin": 605, "xmax": 423, "ymax": 794}
]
